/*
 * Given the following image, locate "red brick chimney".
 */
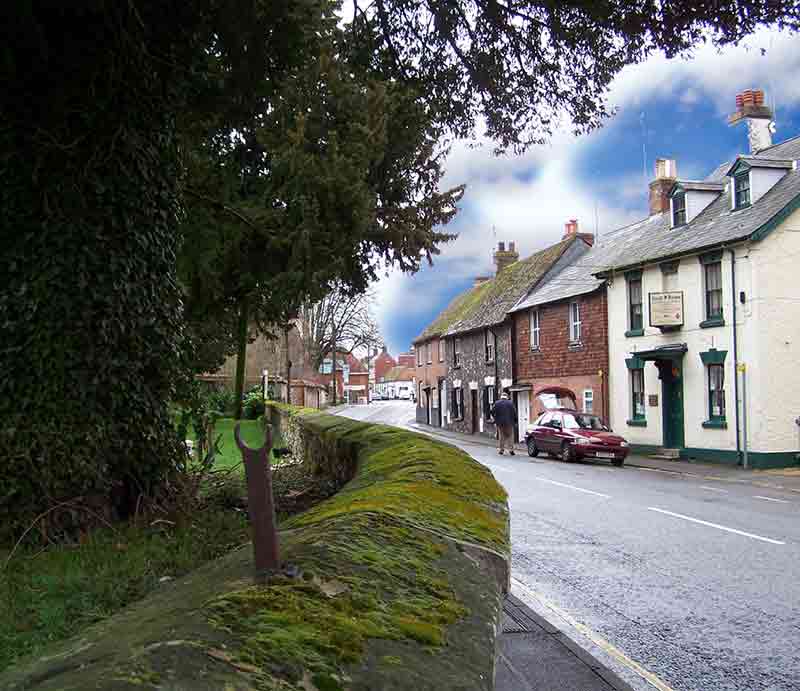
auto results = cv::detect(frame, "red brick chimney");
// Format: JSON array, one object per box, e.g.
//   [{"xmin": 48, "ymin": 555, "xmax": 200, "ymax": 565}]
[
  {"xmin": 493, "ymin": 241, "xmax": 519, "ymax": 275},
  {"xmin": 562, "ymin": 218, "xmax": 594, "ymax": 246},
  {"xmin": 649, "ymin": 158, "xmax": 677, "ymax": 216}
]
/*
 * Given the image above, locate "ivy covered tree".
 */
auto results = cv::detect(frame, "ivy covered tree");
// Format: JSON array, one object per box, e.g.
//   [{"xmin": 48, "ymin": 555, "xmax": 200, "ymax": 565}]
[{"xmin": 2, "ymin": 0, "xmax": 797, "ymax": 537}]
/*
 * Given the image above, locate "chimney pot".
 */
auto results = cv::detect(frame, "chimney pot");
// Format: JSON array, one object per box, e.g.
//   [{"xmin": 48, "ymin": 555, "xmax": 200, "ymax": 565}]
[
  {"xmin": 509, "ymin": 241, "xmax": 516, "ymax": 252},
  {"xmin": 563, "ymin": 219, "xmax": 579, "ymax": 239},
  {"xmin": 729, "ymin": 88, "xmax": 774, "ymax": 153},
  {"xmin": 498, "ymin": 241, "xmax": 505, "ymax": 252}
]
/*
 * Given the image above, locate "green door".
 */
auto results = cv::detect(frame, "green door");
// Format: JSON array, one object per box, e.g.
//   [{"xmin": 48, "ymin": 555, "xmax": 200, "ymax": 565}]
[{"xmin": 661, "ymin": 361, "xmax": 685, "ymax": 449}]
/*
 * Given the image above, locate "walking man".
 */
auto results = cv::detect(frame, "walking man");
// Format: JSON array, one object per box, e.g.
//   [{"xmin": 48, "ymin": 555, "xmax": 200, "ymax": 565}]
[{"xmin": 491, "ymin": 391, "xmax": 517, "ymax": 455}]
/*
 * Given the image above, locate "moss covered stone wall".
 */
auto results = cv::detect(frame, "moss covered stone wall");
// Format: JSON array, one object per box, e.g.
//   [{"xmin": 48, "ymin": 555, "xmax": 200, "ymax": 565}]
[{"xmin": 2, "ymin": 406, "xmax": 510, "ymax": 691}]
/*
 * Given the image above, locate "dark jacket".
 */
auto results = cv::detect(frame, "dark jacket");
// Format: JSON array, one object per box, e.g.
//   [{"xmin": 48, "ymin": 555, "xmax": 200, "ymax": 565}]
[{"xmin": 491, "ymin": 398, "xmax": 517, "ymax": 427}]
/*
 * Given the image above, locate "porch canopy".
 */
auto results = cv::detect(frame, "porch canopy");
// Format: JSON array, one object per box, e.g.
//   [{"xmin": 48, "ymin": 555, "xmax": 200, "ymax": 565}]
[{"xmin": 630, "ymin": 343, "xmax": 687, "ymax": 361}]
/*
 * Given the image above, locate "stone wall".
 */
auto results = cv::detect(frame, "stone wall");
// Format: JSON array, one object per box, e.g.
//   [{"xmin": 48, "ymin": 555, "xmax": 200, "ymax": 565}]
[
  {"xmin": 443, "ymin": 324, "xmax": 513, "ymax": 439},
  {"xmin": 3, "ymin": 406, "xmax": 510, "ymax": 691}
]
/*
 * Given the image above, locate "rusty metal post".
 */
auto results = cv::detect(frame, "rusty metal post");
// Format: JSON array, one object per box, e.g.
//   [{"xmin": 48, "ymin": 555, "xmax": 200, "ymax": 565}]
[{"xmin": 235, "ymin": 423, "xmax": 280, "ymax": 579}]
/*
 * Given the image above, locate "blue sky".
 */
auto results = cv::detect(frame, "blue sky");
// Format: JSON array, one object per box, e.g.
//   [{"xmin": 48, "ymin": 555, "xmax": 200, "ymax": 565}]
[{"xmin": 374, "ymin": 28, "xmax": 800, "ymax": 356}]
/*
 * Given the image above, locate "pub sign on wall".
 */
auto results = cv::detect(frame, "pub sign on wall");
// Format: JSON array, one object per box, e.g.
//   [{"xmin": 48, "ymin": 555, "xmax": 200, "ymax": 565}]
[{"xmin": 649, "ymin": 291, "xmax": 684, "ymax": 328}]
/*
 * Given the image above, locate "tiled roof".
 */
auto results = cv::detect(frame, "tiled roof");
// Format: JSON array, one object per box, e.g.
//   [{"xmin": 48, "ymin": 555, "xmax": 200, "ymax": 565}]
[
  {"xmin": 512, "ymin": 242, "xmax": 607, "ymax": 311},
  {"xmin": 590, "ymin": 136, "xmax": 800, "ymax": 274},
  {"xmin": 443, "ymin": 238, "xmax": 574, "ymax": 336}
]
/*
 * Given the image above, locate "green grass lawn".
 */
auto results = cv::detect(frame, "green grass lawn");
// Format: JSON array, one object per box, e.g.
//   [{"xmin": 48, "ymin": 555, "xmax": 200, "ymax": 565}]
[
  {"xmin": 185, "ymin": 418, "xmax": 267, "ymax": 471},
  {"xmin": 0, "ymin": 509, "xmax": 248, "ymax": 674},
  {"xmin": 0, "ymin": 417, "xmax": 274, "ymax": 674}
]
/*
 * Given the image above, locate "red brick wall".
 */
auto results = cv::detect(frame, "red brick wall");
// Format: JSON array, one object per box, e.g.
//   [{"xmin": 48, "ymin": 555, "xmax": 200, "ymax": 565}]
[
  {"xmin": 515, "ymin": 288, "xmax": 609, "ymax": 420},
  {"xmin": 415, "ymin": 338, "xmax": 448, "ymax": 389}
]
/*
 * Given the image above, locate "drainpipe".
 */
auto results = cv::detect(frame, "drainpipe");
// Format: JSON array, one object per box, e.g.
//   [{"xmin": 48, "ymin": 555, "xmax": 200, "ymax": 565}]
[{"xmin": 729, "ymin": 248, "xmax": 742, "ymax": 465}]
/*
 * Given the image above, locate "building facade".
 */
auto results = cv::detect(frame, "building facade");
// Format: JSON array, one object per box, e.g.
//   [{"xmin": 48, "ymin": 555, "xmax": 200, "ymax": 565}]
[
  {"xmin": 510, "ymin": 222, "xmax": 606, "ymax": 429},
  {"xmin": 602, "ymin": 92, "xmax": 800, "ymax": 467},
  {"xmin": 438, "ymin": 239, "xmax": 575, "ymax": 441}
]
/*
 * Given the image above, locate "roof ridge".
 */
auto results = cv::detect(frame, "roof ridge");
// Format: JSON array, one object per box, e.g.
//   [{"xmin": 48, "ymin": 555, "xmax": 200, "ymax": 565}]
[{"xmin": 754, "ymin": 132, "xmax": 800, "ymax": 155}]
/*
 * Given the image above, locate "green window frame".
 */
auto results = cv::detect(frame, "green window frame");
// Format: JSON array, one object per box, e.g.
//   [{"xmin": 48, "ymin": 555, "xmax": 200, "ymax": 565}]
[
  {"xmin": 700, "ymin": 349, "xmax": 728, "ymax": 428},
  {"xmin": 734, "ymin": 171, "xmax": 751, "ymax": 209},
  {"xmin": 625, "ymin": 270, "xmax": 643, "ymax": 337},
  {"xmin": 631, "ymin": 368, "xmax": 645, "ymax": 421},
  {"xmin": 708, "ymin": 364, "xmax": 726, "ymax": 423},
  {"xmin": 705, "ymin": 261, "xmax": 723, "ymax": 321},
  {"xmin": 629, "ymin": 276, "xmax": 643, "ymax": 332},
  {"xmin": 672, "ymin": 191, "xmax": 687, "ymax": 226}
]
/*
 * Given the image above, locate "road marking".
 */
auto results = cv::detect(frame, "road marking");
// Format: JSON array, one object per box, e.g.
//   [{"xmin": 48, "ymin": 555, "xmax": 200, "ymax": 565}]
[
  {"xmin": 754, "ymin": 495, "xmax": 790, "ymax": 504},
  {"xmin": 700, "ymin": 485, "xmax": 729, "ymax": 493},
  {"xmin": 511, "ymin": 577, "xmax": 678, "ymax": 691},
  {"xmin": 533, "ymin": 477, "xmax": 611, "ymax": 498},
  {"xmin": 647, "ymin": 507, "xmax": 785, "ymax": 545}
]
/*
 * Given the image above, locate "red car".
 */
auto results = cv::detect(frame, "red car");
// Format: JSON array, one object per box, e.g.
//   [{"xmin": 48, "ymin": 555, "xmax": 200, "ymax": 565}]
[{"xmin": 525, "ymin": 408, "xmax": 629, "ymax": 466}]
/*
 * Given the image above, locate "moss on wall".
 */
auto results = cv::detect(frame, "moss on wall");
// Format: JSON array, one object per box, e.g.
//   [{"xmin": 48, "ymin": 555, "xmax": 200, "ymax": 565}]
[{"xmin": 2, "ymin": 406, "xmax": 509, "ymax": 691}]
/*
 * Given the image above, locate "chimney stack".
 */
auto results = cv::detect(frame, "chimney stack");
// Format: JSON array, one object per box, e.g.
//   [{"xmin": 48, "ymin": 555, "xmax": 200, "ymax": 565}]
[
  {"xmin": 562, "ymin": 218, "xmax": 595, "ymax": 246},
  {"xmin": 728, "ymin": 88, "xmax": 774, "ymax": 154},
  {"xmin": 493, "ymin": 241, "xmax": 519, "ymax": 275},
  {"xmin": 648, "ymin": 158, "xmax": 677, "ymax": 216}
]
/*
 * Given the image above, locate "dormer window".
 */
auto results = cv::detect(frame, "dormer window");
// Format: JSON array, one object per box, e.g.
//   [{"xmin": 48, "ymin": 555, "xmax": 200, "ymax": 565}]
[
  {"xmin": 733, "ymin": 171, "xmax": 751, "ymax": 209},
  {"xmin": 672, "ymin": 192, "xmax": 687, "ymax": 226},
  {"xmin": 726, "ymin": 156, "xmax": 791, "ymax": 209}
]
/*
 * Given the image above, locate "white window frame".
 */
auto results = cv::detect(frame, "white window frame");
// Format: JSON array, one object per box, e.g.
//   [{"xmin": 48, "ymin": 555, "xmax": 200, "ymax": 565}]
[
  {"xmin": 439, "ymin": 338, "xmax": 445, "ymax": 362},
  {"xmin": 426, "ymin": 342, "xmax": 432, "ymax": 364},
  {"xmin": 530, "ymin": 309, "xmax": 540, "ymax": 350},
  {"xmin": 454, "ymin": 337, "xmax": 462, "ymax": 367},
  {"xmin": 583, "ymin": 389, "xmax": 594, "ymax": 413},
  {"xmin": 569, "ymin": 301, "xmax": 582, "ymax": 343},
  {"xmin": 416, "ymin": 347, "xmax": 423, "ymax": 366},
  {"xmin": 485, "ymin": 329, "xmax": 495, "ymax": 362}
]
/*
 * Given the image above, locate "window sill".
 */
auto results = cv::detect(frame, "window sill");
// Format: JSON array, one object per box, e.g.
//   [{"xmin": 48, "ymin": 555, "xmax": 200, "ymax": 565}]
[
  {"xmin": 627, "ymin": 419, "xmax": 647, "ymax": 427},
  {"xmin": 625, "ymin": 328, "xmax": 644, "ymax": 338},
  {"xmin": 700, "ymin": 317, "xmax": 725, "ymax": 329},
  {"xmin": 568, "ymin": 341, "xmax": 583, "ymax": 351},
  {"xmin": 702, "ymin": 419, "xmax": 728, "ymax": 429},
  {"xmin": 732, "ymin": 203, "xmax": 751, "ymax": 212}
]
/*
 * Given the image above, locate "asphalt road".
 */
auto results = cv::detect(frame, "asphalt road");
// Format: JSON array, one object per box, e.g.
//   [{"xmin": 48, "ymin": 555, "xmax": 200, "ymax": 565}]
[{"xmin": 336, "ymin": 400, "xmax": 800, "ymax": 691}]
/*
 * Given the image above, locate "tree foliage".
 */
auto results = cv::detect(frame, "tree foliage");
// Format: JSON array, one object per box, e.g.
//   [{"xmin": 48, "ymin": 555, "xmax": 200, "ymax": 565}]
[
  {"xmin": 352, "ymin": 0, "xmax": 800, "ymax": 152},
  {"xmin": 2, "ymin": 0, "xmax": 798, "ymax": 538},
  {"xmin": 298, "ymin": 287, "xmax": 382, "ymax": 371}
]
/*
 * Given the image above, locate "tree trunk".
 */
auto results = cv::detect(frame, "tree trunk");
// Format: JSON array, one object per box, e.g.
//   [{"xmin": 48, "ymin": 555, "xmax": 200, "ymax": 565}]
[
  {"xmin": 284, "ymin": 324, "xmax": 292, "ymax": 405},
  {"xmin": 233, "ymin": 294, "xmax": 249, "ymax": 420},
  {"xmin": 331, "ymin": 338, "xmax": 337, "ymax": 406}
]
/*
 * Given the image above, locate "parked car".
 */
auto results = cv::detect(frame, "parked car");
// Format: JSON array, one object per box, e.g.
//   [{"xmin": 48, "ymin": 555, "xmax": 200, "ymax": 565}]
[
  {"xmin": 525, "ymin": 409, "xmax": 629, "ymax": 466},
  {"xmin": 371, "ymin": 391, "xmax": 383, "ymax": 401}
]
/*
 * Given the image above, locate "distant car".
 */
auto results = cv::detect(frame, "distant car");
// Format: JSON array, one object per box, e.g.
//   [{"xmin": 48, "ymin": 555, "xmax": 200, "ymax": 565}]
[
  {"xmin": 372, "ymin": 392, "xmax": 382, "ymax": 401},
  {"xmin": 525, "ymin": 409, "xmax": 629, "ymax": 466}
]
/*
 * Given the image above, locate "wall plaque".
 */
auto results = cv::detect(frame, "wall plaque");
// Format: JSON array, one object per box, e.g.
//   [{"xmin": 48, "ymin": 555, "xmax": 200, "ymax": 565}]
[{"xmin": 649, "ymin": 291, "xmax": 684, "ymax": 327}]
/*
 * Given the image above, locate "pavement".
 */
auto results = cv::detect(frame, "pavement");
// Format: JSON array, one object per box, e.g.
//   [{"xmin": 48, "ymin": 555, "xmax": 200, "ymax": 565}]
[
  {"xmin": 336, "ymin": 401, "xmax": 800, "ymax": 691},
  {"xmin": 498, "ymin": 594, "xmax": 635, "ymax": 691}
]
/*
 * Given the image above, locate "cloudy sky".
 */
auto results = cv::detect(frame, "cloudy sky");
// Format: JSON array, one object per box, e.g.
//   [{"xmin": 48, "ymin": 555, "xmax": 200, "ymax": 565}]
[{"xmin": 373, "ymin": 27, "xmax": 800, "ymax": 356}]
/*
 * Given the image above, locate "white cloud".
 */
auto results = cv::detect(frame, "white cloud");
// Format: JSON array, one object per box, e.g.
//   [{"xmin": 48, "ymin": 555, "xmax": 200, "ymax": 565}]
[{"xmin": 373, "ymin": 27, "xmax": 800, "ymax": 351}]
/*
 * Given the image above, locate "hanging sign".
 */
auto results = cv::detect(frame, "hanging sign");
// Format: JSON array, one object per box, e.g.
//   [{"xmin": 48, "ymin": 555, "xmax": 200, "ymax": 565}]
[{"xmin": 649, "ymin": 291, "xmax": 684, "ymax": 327}]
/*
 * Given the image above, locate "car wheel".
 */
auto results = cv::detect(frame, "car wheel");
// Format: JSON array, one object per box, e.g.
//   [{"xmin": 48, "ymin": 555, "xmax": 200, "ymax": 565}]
[
  {"xmin": 560, "ymin": 442, "xmax": 575, "ymax": 463},
  {"xmin": 612, "ymin": 459, "xmax": 624, "ymax": 467},
  {"xmin": 526, "ymin": 438, "xmax": 539, "ymax": 457}
]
